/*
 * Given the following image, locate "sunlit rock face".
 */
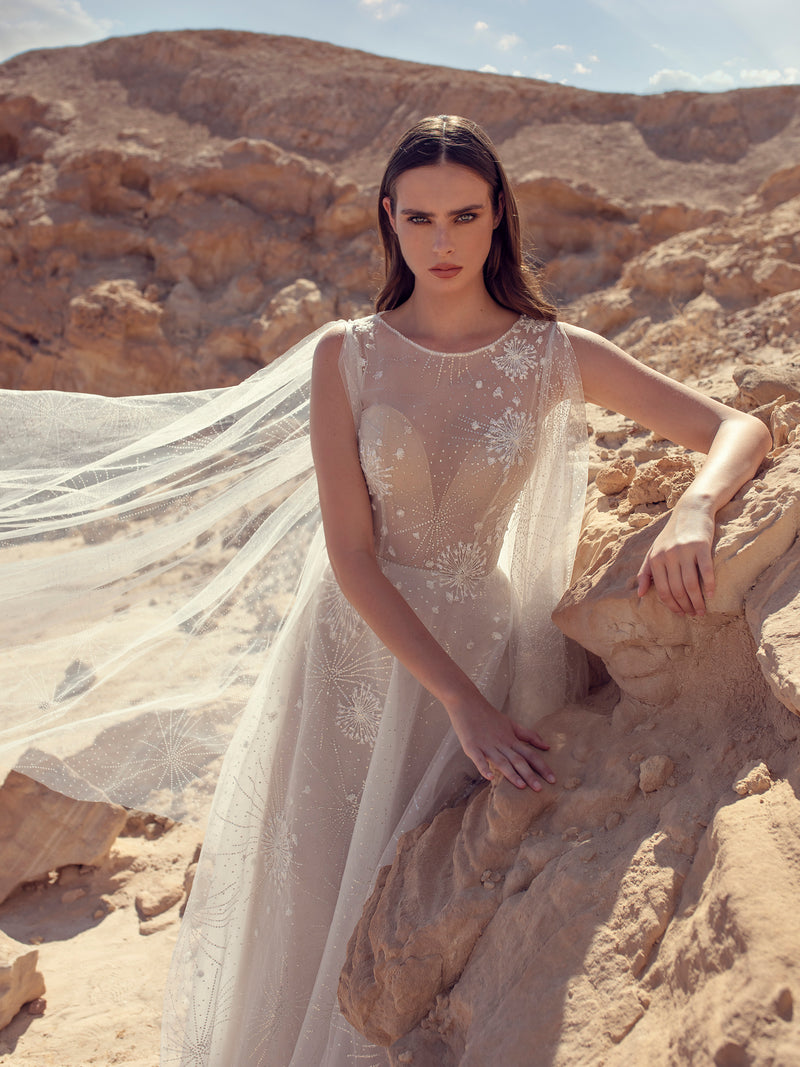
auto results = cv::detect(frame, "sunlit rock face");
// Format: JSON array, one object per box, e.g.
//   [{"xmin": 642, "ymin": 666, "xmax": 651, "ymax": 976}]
[
  {"xmin": 341, "ymin": 387, "xmax": 800, "ymax": 1064},
  {"xmin": 1, "ymin": 30, "xmax": 799, "ymax": 394}
]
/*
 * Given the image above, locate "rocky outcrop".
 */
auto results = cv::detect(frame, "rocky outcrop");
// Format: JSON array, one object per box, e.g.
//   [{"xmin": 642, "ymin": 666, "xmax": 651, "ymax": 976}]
[
  {"xmin": 0, "ymin": 770, "xmax": 127, "ymax": 905},
  {"xmin": 340, "ymin": 387, "xmax": 800, "ymax": 1064},
  {"xmin": 1, "ymin": 31, "xmax": 800, "ymax": 393},
  {"xmin": 0, "ymin": 932, "xmax": 45, "ymax": 1030}
]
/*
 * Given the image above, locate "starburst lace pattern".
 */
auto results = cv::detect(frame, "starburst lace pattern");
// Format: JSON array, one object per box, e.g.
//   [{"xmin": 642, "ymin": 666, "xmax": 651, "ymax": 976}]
[
  {"xmin": 485, "ymin": 409, "xmax": 538, "ymax": 470},
  {"xmin": 435, "ymin": 542, "xmax": 488, "ymax": 601},
  {"xmin": 335, "ymin": 683, "xmax": 382, "ymax": 748},
  {"xmin": 261, "ymin": 811, "xmax": 298, "ymax": 890},
  {"xmin": 492, "ymin": 336, "xmax": 540, "ymax": 381},
  {"xmin": 358, "ymin": 442, "xmax": 393, "ymax": 498}
]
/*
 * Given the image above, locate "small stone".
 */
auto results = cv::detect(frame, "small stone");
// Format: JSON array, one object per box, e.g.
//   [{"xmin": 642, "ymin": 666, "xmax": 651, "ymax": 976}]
[
  {"xmin": 774, "ymin": 986, "xmax": 793, "ymax": 1021},
  {"xmin": 27, "ymin": 998, "xmax": 46, "ymax": 1015},
  {"xmin": 562, "ymin": 826, "xmax": 580, "ymax": 840},
  {"xmin": 595, "ymin": 457, "xmax": 636, "ymax": 495},
  {"xmin": 398, "ymin": 1053, "xmax": 414, "ymax": 1064},
  {"xmin": 564, "ymin": 777, "xmax": 582, "ymax": 790},
  {"xmin": 605, "ymin": 812, "xmax": 622, "ymax": 830},
  {"xmin": 639, "ymin": 755, "xmax": 675, "ymax": 793},
  {"xmin": 61, "ymin": 888, "xmax": 86, "ymax": 904},
  {"xmin": 733, "ymin": 760, "xmax": 773, "ymax": 796},
  {"xmin": 139, "ymin": 913, "xmax": 179, "ymax": 936},
  {"xmin": 135, "ymin": 884, "xmax": 184, "ymax": 919}
]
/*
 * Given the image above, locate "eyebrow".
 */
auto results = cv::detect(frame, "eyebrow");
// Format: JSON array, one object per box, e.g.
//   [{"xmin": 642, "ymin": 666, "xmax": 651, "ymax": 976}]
[{"xmin": 399, "ymin": 203, "xmax": 486, "ymax": 217}]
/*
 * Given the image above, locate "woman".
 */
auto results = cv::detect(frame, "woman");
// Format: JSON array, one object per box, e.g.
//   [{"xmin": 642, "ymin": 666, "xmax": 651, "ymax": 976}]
[
  {"xmin": 161, "ymin": 116, "xmax": 769, "ymax": 1064},
  {"xmin": 0, "ymin": 116, "xmax": 770, "ymax": 1065}
]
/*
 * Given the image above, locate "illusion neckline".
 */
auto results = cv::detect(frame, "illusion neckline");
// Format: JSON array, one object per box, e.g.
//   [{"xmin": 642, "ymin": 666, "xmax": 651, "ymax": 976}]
[{"xmin": 375, "ymin": 312, "xmax": 525, "ymax": 358}]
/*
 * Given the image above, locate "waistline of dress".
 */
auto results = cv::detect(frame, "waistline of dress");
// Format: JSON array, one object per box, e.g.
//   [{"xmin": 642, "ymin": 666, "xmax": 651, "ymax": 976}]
[{"xmin": 375, "ymin": 552, "xmax": 509, "ymax": 602}]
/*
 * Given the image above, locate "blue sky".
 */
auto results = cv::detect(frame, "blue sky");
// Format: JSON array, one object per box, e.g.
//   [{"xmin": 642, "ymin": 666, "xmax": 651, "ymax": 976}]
[{"xmin": 1, "ymin": 0, "xmax": 799, "ymax": 94}]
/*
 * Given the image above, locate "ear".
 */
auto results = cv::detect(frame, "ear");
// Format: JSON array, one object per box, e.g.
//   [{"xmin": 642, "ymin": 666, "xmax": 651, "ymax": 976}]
[
  {"xmin": 493, "ymin": 192, "xmax": 505, "ymax": 229},
  {"xmin": 382, "ymin": 195, "xmax": 398, "ymax": 235}
]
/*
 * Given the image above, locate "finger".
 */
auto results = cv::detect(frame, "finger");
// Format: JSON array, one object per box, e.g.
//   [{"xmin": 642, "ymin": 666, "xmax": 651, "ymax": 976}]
[
  {"xmin": 698, "ymin": 549, "xmax": 715, "ymax": 600},
  {"xmin": 637, "ymin": 558, "xmax": 653, "ymax": 598},
  {"xmin": 505, "ymin": 744, "xmax": 555, "ymax": 789},
  {"xmin": 649, "ymin": 558, "xmax": 684, "ymax": 614},
  {"xmin": 510, "ymin": 739, "xmax": 557, "ymax": 784},
  {"xmin": 491, "ymin": 750, "xmax": 539, "ymax": 791},
  {"xmin": 514, "ymin": 725, "xmax": 550, "ymax": 751},
  {"xmin": 680, "ymin": 558, "xmax": 706, "ymax": 616},
  {"xmin": 468, "ymin": 748, "xmax": 494, "ymax": 781}
]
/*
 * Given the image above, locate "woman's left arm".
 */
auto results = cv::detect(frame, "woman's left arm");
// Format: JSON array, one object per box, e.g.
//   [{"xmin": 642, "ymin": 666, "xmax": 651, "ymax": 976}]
[{"xmin": 563, "ymin": 324, "xmax": 773, "ymax": 617}]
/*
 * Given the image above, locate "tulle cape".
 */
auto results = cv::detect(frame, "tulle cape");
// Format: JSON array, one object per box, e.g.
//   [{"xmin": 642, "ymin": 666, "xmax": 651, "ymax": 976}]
[{"xmin": 0, "ymin": 318, "xmax": 587, "ymax": 823}]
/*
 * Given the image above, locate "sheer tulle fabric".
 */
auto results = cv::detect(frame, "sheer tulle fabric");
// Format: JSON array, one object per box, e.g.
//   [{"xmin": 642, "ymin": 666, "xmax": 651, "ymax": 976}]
[{"xmin": 0, "ymin": 315, "xmax": 587, "ymax": 1064}]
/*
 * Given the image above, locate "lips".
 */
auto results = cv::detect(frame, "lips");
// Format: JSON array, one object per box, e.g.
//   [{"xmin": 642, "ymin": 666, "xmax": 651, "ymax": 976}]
[{"xmin": 429, "ymin": 264, "xmax": 462, "ymax": 279}]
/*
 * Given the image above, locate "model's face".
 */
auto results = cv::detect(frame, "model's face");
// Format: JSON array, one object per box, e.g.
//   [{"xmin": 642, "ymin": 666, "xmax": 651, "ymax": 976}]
[{"xmin": 382, "ymin": 162, "xmax": 501, "ymax": 291}]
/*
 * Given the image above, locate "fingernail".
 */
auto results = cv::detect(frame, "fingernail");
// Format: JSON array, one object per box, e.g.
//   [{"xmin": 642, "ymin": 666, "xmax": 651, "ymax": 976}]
[{"xmin": 548, "ymin": 774, "xmax": 556, "ymax": 784}]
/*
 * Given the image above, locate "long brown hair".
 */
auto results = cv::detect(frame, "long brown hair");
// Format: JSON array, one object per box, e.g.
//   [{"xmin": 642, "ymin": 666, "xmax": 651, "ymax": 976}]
[{"xmin": 376, "ymin": 115, "xmax": 557, "ymax": 320}]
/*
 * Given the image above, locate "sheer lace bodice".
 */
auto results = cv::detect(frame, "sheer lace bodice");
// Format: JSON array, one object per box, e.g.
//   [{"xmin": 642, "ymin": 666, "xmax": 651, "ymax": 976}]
[{"xmin": 353, "ymin": 314, "xmax": 553, "ymax": 580}]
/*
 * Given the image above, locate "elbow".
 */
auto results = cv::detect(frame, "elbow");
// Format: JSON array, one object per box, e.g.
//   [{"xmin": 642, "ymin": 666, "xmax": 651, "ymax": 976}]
[
  {"xmin": 745, "ymin": 411, "xmax": 774, "ymax": 464},
  {"xmin": 327, "ymin": 543, "xmax": 380, "ymax": 603}
]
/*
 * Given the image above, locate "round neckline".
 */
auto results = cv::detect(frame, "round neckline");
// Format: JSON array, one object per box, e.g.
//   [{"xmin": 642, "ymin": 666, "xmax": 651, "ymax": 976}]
[{"xmin": 375, "ymin": 311, "xmax": 524, "ymax": 357}]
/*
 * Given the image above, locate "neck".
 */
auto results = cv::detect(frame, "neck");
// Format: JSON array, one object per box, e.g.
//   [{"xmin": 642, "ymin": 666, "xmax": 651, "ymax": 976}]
[{"xmin": 389, "ymin": 282, "xmax": 512, "ymax": 349}]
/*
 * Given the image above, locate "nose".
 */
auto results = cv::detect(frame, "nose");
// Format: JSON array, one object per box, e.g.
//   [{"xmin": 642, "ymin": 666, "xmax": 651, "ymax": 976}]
[{"xmin": 431, "ymin": 223, "xmax": 454, "ymax": 256}]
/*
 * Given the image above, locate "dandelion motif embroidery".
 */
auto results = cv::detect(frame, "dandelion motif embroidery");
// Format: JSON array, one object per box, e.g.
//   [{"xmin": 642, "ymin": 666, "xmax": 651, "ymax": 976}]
[
  {"xmin": 336, "ymin": 684, "xmax": 382, "ymax": 748},
  {"xmin": 359, "ymin": 442, "xmax": 393, "ymax": 498},
  {"xmin": 492, "ymin": 337, "xmax": 540, "ymax": 381},
  {"xmin": 435, "ymin": 542, "xmax": 487, "ymax": 601},
  {"xmin": 486, "ymin": 409, "xmax": 537, "ymax": 470},
  {"xmin": 261, "ymin": 811, "xmax": 297, "ymax": 889},
  {"xmin": 320, "ymin": 579, "xmax": 360, "ymax": 640}
]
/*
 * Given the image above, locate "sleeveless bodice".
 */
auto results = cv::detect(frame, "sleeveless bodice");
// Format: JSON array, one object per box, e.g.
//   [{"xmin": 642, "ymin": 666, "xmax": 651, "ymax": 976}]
[{"xmin": 352, "ymin": 314, "xmax": 554, "ymax": 594}]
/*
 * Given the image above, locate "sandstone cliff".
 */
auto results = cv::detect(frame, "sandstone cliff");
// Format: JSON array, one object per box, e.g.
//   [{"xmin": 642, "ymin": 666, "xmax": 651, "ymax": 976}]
[
  {"xmin": 1, "ymin": 30, "xmax": 799, "ymax": 395},
  {"xmin": 1, "ymin": 28, "xmax": 800, "ymax": 1067}
]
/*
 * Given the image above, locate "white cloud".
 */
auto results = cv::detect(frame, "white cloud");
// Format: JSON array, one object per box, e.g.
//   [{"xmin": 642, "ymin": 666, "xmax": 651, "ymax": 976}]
[
  {"xmin": 574, "ymin": 62, "xmax": 591, "ymax": 75},
  {"xmin": 479, "ymin": 63, "xmax": 498, "ymax": 73},
  {"xmin": 649, "ymin": 67, "xmax": 736, "ymax": 91},
  {"xmin": 497, "ymin": 33, "xmax": 522, "ymax": 51},
  {"xmin": 474, "ymin": 20, "xmax": 489, "ymax": 32},
  {"xmin": 739, "ymin": 67, "xmax": 800, "ymax": 85},
  {"xmin": 553, "ymin": 43, "xmax": 572, "ymax": 53},
  {"xmin": 0, "ymin": 0, "xmax": 112, "ymax": 62},
  {"xmin": 534, "ymin": 71, "xmax": 554, "ymax": 81},
  {"xmin": 512, "ymin": 69, "xmax": 522, "ymax": 77},
  {"xmin": 588, "ymin": 54, "xmax": 600, "ymax": 64},
  {"xmin": 359, "ymin": 0, "xmax": 408, "ymax": 20}
]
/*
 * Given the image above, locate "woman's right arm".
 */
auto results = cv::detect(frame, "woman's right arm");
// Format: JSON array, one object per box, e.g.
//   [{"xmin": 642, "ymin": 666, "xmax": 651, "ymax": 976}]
[{"xmin": 309, "ymin": 325, "xmax": 556, "ymax": 791}]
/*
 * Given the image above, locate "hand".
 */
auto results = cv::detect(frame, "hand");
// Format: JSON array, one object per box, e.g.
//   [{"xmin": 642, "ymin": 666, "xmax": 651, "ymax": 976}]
[
  {"xmin": 446, "ymin": 690, "xmax": 556, "ymax": 790},
  {"xmin": 636, "ymin": 497, "xmax": 716, "ymax": 616}
]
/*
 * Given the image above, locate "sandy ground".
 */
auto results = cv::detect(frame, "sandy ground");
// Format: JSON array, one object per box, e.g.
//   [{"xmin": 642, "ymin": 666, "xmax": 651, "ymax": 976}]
[{"xmin": 0, "ymin": 821, "xmax": 203, "ymax": 1065}]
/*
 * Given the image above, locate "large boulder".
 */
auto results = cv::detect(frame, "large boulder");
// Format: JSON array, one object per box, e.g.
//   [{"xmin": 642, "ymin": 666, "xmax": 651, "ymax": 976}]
[
  {"xmin": 0, "ymin": 770, "xmax": 127, "ymax": 905},
  {"xmin": 339, "ymin": 430, "xmax": 800, "ymax": 1064}
]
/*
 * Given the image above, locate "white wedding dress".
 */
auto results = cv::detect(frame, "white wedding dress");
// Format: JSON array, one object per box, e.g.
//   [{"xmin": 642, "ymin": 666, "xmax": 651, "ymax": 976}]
[
  {"xmin": 0, "ymin": 312, "xmax": 586, "ymax": 1065},
  {"xmin": 158, "ymin": 313, "xmax": 587, "ymax": 1065}
]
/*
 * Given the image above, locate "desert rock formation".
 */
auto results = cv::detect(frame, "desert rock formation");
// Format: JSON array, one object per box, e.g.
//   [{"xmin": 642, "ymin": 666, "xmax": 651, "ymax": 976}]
[
  {"xmin": 340, "ymin": 382, "xmax": 800, "ymax": 1065},
  {"xmin": 1, "ymin": 30, "xmax": 800, "ymax": 394},
  {"xmin": 1, "ymin": 28, "xmax": 800, "ymax": 1066}
]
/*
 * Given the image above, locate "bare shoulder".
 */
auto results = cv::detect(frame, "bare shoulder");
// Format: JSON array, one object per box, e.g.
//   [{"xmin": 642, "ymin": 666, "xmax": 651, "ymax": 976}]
[
  {"xmin": 313, "ymin": 320, "xmax": 348, "ymax": 368},
  {"xmin": 559, "ymin": 322, "xmax": 623, "ymax": 360}
]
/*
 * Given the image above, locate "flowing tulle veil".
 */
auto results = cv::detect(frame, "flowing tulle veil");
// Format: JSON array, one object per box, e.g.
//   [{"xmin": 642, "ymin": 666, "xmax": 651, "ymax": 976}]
[
  {"xmin": 0, "ymin": 322, "xmax": 340, "ymax": 821},
  {"xmin": 1, "ymin": 316, "xmax": 588, "ymax": 832}
]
